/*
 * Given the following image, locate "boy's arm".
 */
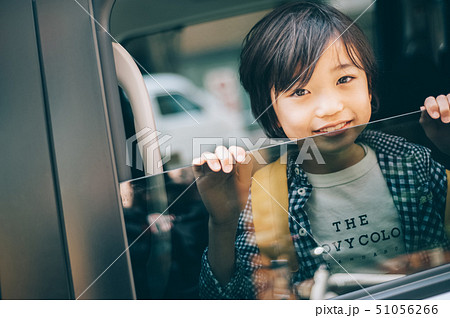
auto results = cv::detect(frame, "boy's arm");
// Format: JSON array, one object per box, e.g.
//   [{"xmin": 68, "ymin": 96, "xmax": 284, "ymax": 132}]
[
  {"xmin": 193, "ymin": 146, "xmax": 256, "ymax": 298},
  {"xmin": 207, "ymin": 221, "xmax": 239, "ymax": 285},
  {"xmin": 419, "ymin": 94, "xmax": 450, "ymax": 238},
  {"xmin": 446, "ymin": 170, "xmax": 450, "ymax": 238},
  {"xmin": 199, "ymin": 191, "xmax": 261, "ymax": 299},
  {"xmin": 420, "ymin": 94, "xmax": 450, "ymax": 156}
]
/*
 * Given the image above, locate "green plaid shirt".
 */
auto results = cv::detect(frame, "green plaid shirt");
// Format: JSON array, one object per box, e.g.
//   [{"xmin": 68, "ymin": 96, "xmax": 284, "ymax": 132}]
[{"xmin": 200, "ymin": 130, "xmax": 449, "ymax": 299}]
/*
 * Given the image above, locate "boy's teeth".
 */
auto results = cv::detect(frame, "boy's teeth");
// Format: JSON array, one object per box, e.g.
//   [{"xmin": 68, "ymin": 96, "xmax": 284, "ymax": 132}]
[{"xmin": 319, "ymin": 122, "xmax": 346, "ymax": 132}]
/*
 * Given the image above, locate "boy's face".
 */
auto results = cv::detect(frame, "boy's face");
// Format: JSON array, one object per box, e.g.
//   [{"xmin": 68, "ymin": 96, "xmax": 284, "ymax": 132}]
[{"xmin": 272, "ymin": 40, "xmax": 372, "ymax": 153}]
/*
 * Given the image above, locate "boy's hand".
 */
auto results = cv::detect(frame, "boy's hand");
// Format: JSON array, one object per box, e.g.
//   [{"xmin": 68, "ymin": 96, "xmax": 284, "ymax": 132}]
[
  {"xmin": 192, "ymin": 146, "xmax": 253, "ymax": 227},
  {"xmin": 420, "ymin": 94, "xmax": 450, "ymax": 155},
  {"xmin": 148, "ymin": 213, "xmax": 174, "ymax": 234}
]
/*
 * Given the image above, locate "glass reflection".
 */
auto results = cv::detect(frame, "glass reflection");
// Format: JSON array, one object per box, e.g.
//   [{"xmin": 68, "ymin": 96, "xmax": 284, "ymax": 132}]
[
  {"xmin": 121, "ymin": 172, "xmax": 208, "ymax": 299},
  {"xmin": 120, "ymin": 112, "xmax": 449, "ymax": 299}
]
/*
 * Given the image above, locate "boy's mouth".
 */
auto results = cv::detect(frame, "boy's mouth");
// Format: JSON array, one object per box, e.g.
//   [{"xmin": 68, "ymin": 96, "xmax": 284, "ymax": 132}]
[{"xmin": 313, "ymin": 121, "xmax": 351, "ymax": 135}]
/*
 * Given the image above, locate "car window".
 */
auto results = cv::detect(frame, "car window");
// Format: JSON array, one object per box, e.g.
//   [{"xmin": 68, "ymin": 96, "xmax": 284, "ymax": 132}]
[
  {"xmin": 157, "ymin": 94, "xmax": 202, "ymax": 115},
  {"xmin": 119, "ymin": 112, "xmax": 450, "ymax": 299},
  {"xmin": 111, "ymin": 0, "xmax": 450, "ymax": 300}
]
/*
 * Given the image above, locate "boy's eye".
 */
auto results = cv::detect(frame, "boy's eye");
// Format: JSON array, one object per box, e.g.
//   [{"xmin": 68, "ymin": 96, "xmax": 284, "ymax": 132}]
[
  {"xmin": 292, "ymin": 88, "xmax": 309, "ymax": 97},
  {"xmin": 337, "ymin": 76, "xmax": 354, "ymax": 84}
]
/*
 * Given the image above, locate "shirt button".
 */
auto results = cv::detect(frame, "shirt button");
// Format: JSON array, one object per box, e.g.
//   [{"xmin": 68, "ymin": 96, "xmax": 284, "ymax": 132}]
[
  {"xmin": 297, "ymin": 187, "xmax": 306, "ymax": 195},
  {"xmin": 294, "ymin": 167, "xmax": 300, "ymax": 175},
  {"xmin": 313, "ymin": 246, "xmax": 325, "ymax": 256},
  {"xmin": 299, "ymin": 228, "xmax": 308, "ymax": 237}
]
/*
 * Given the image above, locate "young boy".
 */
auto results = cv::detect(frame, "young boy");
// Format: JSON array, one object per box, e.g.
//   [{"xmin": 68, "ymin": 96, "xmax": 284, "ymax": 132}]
[{"xmin": 193, "ymin": 1, "xmax": 450, "ymax": 299}]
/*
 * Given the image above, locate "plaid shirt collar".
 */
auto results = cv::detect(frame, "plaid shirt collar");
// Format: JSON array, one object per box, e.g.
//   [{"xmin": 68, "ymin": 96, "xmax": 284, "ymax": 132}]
[{"xmin": 286, "ymin": 129, "xmax": 448, "ymax": 281}]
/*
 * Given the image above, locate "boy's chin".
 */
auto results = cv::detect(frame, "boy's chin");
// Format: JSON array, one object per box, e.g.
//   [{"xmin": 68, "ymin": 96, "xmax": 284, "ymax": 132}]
[{"xmin": 308, "ymin": 126, "xmax": 365, "ymax": 154}]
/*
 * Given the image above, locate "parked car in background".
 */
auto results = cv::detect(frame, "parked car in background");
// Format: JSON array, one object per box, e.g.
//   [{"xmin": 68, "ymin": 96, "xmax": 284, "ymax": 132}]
[{"xmin": 142, "ymin": 73, "xmax": 246, "ymax": 168}]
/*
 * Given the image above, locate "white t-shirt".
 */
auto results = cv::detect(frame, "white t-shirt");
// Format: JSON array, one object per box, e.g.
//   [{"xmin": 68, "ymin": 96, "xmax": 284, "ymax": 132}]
[{"xmin": 304, "ymin": 144, "xmax": 406, "ymax": 274}]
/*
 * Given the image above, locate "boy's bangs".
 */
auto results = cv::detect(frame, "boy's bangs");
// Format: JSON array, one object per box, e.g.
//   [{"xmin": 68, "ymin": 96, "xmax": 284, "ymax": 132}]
[
  {"xmin": 272, "ymin": 32, "xmax": 367, "ymax": 97},
  {"xmin": 270, "ymin": 13, "xmax": 337, "ymax": 96},
  {"xmin": 342, "ymin": 35, "xmax": 368, "ymax": 73},
  {"xmin": 273, "ymin": 59, "xmax": 316, "ymax": 97}
]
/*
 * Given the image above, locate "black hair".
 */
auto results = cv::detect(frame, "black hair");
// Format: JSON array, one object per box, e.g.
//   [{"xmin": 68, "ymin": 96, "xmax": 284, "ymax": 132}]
[{"xmin": 239, "ymin": 1, "xmax": 378, "ymax": 138}]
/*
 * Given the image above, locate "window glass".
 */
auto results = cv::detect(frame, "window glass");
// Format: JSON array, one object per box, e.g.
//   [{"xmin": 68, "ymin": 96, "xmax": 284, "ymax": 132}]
[
  {"xmin": 119, "ymin": 113, "xmax": 450, "ymax": 299},
  {"xmin": 112, "ymin": 0, "xmax": 450, "ymax": 299}
]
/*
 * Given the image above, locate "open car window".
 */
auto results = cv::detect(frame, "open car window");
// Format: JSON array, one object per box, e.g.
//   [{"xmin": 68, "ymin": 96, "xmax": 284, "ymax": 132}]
[
  {"xmin": 119, "ymin": 112, "xmax": 450, "ymax": 299},
  {"xmin": 110, "ymin": 0, "xmax": 450, "ymax": 300}
]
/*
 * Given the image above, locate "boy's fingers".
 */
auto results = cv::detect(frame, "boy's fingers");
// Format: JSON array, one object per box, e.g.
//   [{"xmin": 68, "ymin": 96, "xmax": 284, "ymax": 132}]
[
  {"xmin": 192, "ymin": 155, "xmax": 208, "ymax": 176},
  {"xmin": 447, "ymin": 94, "xmax": 450, "ymax": 121},
  {"xmin": 191, "ymin": 158, "xmax": 205, "ymax": 178},
  {"xmin": 419, "ymin": 107, "xmax": 432, "ymax": 126},
  {"xmin": 192, "ymin": 156, "xmax": 205, "ymax": 166},
  {"xmin": 228, "ymin": 146, "xmax": 247, "ymax": 163},
  {"xmin": 148, "ymin": 215, "xmax": 159, "ymax": 233},
  {"xmin": 201, "ymin": 152, "xmax": 222, "ymax": 172},
  {"xmin": 192, "ymin": 147, "xmax": 238, "ymax": 174},
  {"xmin": 424, "ymin": 96, "xmax": 440, "ymax": 119},
  {"xmin": 162, "ymin": 215, "xmax": 173, "ymax": 232},
  {"xmin": 215, "ymin": 146, "xmax": 234, "ymax": 173},
  {"xmin": 436, "ymin": 94, "xmax": 450, "ymax": 123}
]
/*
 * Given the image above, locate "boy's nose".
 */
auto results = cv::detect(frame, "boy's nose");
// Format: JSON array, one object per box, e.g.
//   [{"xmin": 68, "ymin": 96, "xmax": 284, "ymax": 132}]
[{"xmin": 315, "ymin": 97, "xmax": 344, "ymax": 118}]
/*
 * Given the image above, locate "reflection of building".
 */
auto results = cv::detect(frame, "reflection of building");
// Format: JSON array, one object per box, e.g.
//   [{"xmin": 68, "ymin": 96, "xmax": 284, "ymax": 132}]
[{"xmin": 204, "ymin": 67, "xmax": 243, "ymax": 113}]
